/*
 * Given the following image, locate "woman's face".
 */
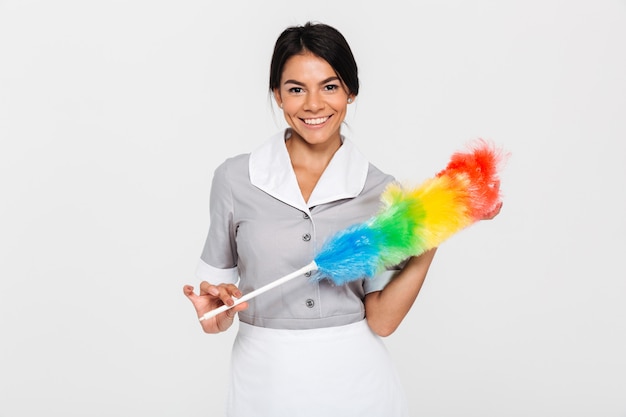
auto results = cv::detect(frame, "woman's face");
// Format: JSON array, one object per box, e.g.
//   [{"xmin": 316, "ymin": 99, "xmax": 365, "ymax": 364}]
[{"xmin": 274, "ymin": 52, "xmax": 354, "ymax": 147}]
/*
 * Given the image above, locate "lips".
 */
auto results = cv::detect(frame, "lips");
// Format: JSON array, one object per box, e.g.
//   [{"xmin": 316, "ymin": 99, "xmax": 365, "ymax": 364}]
[{"xmin": 302, "ymin": 116, "xmax": 330, "ymax": 125}]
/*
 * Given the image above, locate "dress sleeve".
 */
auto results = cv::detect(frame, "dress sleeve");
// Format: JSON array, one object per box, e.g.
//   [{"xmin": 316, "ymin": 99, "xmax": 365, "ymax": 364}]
[{"xmin": 195, "ymin": 161, "xmax": 239, "ymax": 285}]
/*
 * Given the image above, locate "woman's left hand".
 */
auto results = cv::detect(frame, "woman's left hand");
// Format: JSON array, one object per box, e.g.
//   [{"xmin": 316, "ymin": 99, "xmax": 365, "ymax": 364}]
[
  {"xmin": 481, "ymin": 179, "xmax": 503, "ymax": 220},
  {"xmin": 481, "ymin": 201, "xmax": 503, "ymax": 220}
]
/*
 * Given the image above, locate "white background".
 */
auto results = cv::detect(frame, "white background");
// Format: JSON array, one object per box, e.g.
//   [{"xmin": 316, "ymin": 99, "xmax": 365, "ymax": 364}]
[{"xmin": 1, "ymin": 1, "xmax": 625, "ymax": 416}]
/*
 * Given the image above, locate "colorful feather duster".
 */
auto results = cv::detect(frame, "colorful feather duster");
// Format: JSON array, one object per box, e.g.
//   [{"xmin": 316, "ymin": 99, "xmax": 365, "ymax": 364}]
[
  {"xmin": 313, "ymin": 138, "xmax": 505, "ymax": 285},
  {"xmin": 200, "ymin": 139, "xmax": 506, "ymax": 321}
]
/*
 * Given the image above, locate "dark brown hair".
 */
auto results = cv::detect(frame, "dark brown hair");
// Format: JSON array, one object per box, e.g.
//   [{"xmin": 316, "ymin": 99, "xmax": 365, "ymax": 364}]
[{"xmin": 269, "ymin": 22, "xmax": 359, "ymax": 96}]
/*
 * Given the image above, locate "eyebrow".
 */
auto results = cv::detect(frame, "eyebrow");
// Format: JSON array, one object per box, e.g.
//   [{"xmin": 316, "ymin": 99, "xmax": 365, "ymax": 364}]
[{"xmin": 283, "ymin": 76, "xmax": 340, "ymax": 86}]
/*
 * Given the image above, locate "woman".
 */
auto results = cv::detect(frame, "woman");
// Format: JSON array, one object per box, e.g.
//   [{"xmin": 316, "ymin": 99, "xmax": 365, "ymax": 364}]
[{"xmin": 183, "ymin": 21, "xmax": 500, "ymax": 416}]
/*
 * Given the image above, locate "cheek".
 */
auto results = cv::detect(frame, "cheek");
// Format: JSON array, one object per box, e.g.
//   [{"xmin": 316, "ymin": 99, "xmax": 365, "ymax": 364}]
[
  {"xmin": 329, "ymin": 96, "xmax": 349, "ymax": 111},
  {"xmin": 281, "ymin": 107, "xmax": 299, "ymax": 127},
  {"xmin": 282, "ymin": 101, "xmax": 301, "ymax": 116},
  {"xmin": 282, "ymin": 108, "xmax": 296, "ymax": 120}
]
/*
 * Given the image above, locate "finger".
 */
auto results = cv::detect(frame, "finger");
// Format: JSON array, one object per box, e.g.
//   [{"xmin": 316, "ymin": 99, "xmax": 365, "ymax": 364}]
[
  {"xmin": 232, "ymin": 301, "xmax": 249, "ymax": 313},
  {"xmin": 200, "ymin": 283, "xmax": 235, "ymax": 307},
  {"xmin": 221, "ymin": 302, "xmax": 248, "ymax": 322},
  {"xmin": 183, "ymin": 286, "xmax": 205, "ymax": 312},
  {"xmin": 221, "ymin": 302, "xmax": 248, "ymax": 324},
  {"xmin": 220, "ymin": 284, "xmax": 244, "ymax": 307},
  {"xmin": 199, "ymin": 281, "xmax": 220, "ymax": 297},
  {"xmin": 206, "ymin": 283, "xmax": 244, "ymax": 307},
  {"xmin": 485, "ymin": 201, "xmax": 503, "ymax": 219},
  {"xmin": 183, "ymin": 285, "xmax": 196, "ymax": 298},
  {"xmin": 223, "ymin": 284, "xmax": 243, "ymax": 299}
]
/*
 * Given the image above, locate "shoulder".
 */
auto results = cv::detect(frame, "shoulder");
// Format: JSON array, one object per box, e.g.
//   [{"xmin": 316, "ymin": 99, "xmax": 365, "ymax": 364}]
[
  {"xmin": 365, "ymin": 162, "xmax": 396, "ymax": 192},
  {"xmin": 209, "ymin": 153, "xmax": 252, "ymax": 201},
  {"xmin": 213, "ymin": 153, "xmax": 250, "ymax": 179}
]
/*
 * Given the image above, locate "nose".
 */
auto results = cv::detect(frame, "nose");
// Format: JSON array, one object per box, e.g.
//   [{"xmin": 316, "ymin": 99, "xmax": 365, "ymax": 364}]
[{"xmin": 304, "ymin": 91, "xmax": 324, "ymax": 112}]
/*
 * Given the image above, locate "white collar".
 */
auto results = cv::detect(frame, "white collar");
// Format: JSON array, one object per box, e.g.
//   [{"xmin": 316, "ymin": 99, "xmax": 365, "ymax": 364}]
[{"xmin": 249, "ymin": 129, "xmax": 369, "ymax": 212}]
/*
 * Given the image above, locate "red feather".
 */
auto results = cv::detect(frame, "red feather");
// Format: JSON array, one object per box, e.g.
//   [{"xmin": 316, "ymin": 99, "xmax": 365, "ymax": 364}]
[{"xmin": 436, "ymin": 139, "xmax": 507, "ymax": 220}]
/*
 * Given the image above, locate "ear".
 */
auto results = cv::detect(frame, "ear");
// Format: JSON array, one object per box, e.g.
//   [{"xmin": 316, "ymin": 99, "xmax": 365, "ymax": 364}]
[{"xmin": 273, "ymin": 89, "xmax": 283, "ymax": 108}]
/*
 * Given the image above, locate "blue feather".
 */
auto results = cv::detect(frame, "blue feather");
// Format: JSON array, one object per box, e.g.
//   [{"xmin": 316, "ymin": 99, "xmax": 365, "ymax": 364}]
[{"xmin": 313, "ymin": 223, "xmax": 382, "ymax": 285}]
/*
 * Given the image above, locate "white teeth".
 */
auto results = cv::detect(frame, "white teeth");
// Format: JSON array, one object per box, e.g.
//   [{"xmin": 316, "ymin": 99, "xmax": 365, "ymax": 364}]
[{"xmin": 303, "ymin": 117, "xmax": 329, "ymax": 125}]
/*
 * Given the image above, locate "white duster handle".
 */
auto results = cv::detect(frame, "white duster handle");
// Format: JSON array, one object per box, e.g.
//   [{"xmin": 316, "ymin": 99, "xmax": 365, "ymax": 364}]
[{"xmin": 199, "ymin": 261, "xmax": 318, "ymax": 321}]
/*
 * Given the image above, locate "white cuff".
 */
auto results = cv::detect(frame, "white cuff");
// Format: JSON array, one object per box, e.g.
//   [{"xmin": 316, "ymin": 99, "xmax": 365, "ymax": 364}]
[{"xmin": 195, "ymin": 259, "xmax": 239, "ymax": 284}]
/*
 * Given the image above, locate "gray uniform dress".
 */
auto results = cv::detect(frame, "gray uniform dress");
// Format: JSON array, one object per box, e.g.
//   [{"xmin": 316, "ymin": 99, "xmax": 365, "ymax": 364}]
[{"xmin": 196, "ymin": 129, "xmax": 410, "ymax": 416}]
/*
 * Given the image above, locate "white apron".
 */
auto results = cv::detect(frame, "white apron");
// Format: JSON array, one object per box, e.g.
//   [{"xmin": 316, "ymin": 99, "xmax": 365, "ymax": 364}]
[{"xmin": 226, "ymin": 320, "xmax": 410, "ymax": 417}]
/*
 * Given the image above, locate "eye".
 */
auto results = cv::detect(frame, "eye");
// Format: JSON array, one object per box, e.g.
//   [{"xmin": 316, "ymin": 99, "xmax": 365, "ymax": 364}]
[
  {"xmin": 288, "ymin": 87, "xmax": 304, "ymax": 94},
  {"xmin": 324, "ymin": 84, "xmax": 339, "ymax": 92}
]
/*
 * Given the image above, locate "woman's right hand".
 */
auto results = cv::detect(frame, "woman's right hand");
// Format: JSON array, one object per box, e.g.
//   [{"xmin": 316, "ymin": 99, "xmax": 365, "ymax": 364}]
[{"xmin": 183, "ymin": 282, "xmax": 249, "ymax": 333}]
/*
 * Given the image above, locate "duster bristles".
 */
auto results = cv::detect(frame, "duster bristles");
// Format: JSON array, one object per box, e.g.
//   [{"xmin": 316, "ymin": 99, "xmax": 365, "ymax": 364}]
[{"xmin": 313, "ymin": 139, "xmax": 506, "ymax": 285}]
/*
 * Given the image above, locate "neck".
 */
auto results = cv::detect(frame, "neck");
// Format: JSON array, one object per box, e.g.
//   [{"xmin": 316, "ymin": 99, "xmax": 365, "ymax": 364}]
[
  {"xmin": 285, "ymin": 131, "xmax": 342, "ymax": 167},
  {"xmin": 285, "ymin": 132, "xmax": 343, "ymax": 203}
]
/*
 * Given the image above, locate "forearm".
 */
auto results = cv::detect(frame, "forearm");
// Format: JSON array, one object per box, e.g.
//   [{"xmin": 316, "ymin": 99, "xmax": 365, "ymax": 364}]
[{"xmin": 364, "ymin": 248, "xmax": 437, "ymax": 336}]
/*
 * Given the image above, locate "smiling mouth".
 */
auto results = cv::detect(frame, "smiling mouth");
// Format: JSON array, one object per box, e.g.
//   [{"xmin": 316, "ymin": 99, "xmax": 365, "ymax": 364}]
[{"xmin": 302, "ymin": 116, "xmax": 330, "ymax": 125}]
